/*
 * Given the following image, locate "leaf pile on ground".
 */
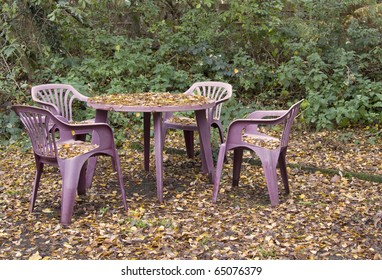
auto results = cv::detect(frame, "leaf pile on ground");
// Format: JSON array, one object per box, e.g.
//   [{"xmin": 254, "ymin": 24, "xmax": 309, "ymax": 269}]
[{"xmin": 0, "ymin": 125, "xmax": 381, "ymax": 260}]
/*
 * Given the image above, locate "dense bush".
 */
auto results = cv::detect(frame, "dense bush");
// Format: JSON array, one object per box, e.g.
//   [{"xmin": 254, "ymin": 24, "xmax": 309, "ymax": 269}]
[{"xmin": 1, "ymin": 0, "xmax": 382, "ymax": 145}]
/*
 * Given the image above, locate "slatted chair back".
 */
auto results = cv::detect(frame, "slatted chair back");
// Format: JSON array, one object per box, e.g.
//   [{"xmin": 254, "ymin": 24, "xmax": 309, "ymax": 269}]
[
  {"xmin": 31, "ymin": 84, "xmax": 89, "ymax": 122},
  {"xmin": 185, "ymin": 81, "xmax": 232, "ymax": 121},
  {"xmin": 14, "ymin": 106, "xmax": 58, "ymax": 159}
]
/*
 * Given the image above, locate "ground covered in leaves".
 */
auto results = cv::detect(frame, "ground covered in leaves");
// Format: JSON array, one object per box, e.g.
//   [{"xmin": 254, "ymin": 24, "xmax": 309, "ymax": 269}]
[{"xmin": 0, "ymin": 125, "xmax": 381, "ymax": 260}]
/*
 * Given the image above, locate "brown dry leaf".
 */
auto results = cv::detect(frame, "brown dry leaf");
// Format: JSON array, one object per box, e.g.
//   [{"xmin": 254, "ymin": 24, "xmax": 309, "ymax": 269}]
[{"xmin": 330, "ymin": 174, "xmax": 341, "ymax": 183}]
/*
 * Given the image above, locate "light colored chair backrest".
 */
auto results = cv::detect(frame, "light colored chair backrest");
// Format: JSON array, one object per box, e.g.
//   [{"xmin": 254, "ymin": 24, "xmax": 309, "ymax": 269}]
[
  {"xmin": 185, "ymin": 81, "xmax": 232, "ymax": 120},
  {"xmin": 31, "ymin": 84, "xmax": 89, "ymax": 122}
]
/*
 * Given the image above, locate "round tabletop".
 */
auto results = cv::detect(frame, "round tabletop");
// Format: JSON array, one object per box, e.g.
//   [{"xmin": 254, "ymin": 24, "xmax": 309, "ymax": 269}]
[{"xmin": 87, "ymin": 92, "xmax": 215, "ymax": 113}]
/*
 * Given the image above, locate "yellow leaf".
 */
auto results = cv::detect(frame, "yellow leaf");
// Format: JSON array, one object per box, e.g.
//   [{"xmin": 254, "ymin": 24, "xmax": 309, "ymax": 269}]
[
  {"xmin": 158, "ymin": 226, "xmax": 165, "ymax": 231},
  {"xmin": 63, "ymin": 243, "xmax": 73, "ymax": 249},
  {"xmin": 29, "ymin": 251, "xmax": 42, "ymax": 260}
]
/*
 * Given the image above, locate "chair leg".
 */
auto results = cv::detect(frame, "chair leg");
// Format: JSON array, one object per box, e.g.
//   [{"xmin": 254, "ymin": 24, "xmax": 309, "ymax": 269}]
[
  {"xmin": 113, "ymin": 153, "xmax": 128, "ymax": 211},
  {"xmin": 261, "ymin": 160, "xmax": 280, "ymax": 206},
  {"xmin": 77, "ymin": 164, "xmax": 87, "ymax": 196},
  {"xmin": 197, "ymin": 131, "xmax": 208, "ymax": 174},
  {"xmin": 212, "ymin": 144, "xmax": 227, "ymax": 202},
  {"xmin": 30, "ymin": 162, "xmax": 44, "ymax": 212},
  {"xmin": 161, "ymin": 126, "xmax": 167, "ymax": 153},
  {"xmin": 216, "ymin": 123, "xmax": 225, "ymax": 144},
  {"xmin": 232, "ymin": 149, "xmax": 243, "ymax": 187},
  {"xmin": 215, "ymin": 124, "xmax": 228, "ymax": 163},
  {"xmin": 278, "ymin": 148, "xmax": 290, "ymax": 194},
  {"xmin": 183, "ymin": 130, "xmax": 195, "ymax": 158},
  {"xmin": 144, "ymin": 112, "xmax": 151, "ymax": 172},
  {"xmin": 60, "ymin": 161, "xmax": 82, "ymax": 225}
]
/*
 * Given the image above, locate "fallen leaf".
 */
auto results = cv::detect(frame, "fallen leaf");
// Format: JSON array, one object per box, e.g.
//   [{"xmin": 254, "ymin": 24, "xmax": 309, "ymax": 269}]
[{"xmin": 29, "ymin": 251, "xmax": 42, "ymax": 260}]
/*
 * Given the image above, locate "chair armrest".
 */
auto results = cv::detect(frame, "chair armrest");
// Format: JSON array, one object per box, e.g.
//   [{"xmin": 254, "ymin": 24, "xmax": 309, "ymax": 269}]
[
  {"xmin": 229, "ymin": 116, "xmax": 287, "ymax": 131},
  {"xmin": 214, "ymin": 94, "xmax": 231, "ymax": 106},
  {"xmin": 244, "ymin": 110, "xmax": 289, "ymax": 135},
  {"xmin": 163, "ymin": 112, "xmax": 174, "ymax": 122},
  {"xmin": 226, "ymin": 114, "xmax": 288, "ymax": 143},
  {"xmin": 62, "ymin": 122, "xmax": 112, "ymax": 135},
  {"xmin": 63, "ymin": 122, "xmax": 111, "ymax": 134},
  {"xmin": 33, "ymin": 100, "xmax": 60, "ymax": 115},
  {"xmin": 53, "ymin": 119, "xmax": 116, "ymax": 150},
  {"xmin": 247, "ymin": 110, "xmax": 288, "ymax": 119},
  {"xmin": 75, "ymin": 93, "xmax": 89, "ymax": 102},
  {"xmin": 184, "ymin": 88, "xmax": 195, "ymax": 95}
]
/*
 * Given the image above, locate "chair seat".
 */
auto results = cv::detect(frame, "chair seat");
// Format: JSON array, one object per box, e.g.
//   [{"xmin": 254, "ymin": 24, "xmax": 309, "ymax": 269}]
[
  {"xmin": 57, "ymin": 141, "xmax": 99, "ymax": 159},
  {"xmin": 242, "ymin": 134, "xmax": 280, "ymax": 150},
  {"xmin": 68, "ymin": 118, "xmax": 96, "ymax": 125},
  {"xmin": 166, "ymin": 115, "xmax": 197, "ymax": 126}
]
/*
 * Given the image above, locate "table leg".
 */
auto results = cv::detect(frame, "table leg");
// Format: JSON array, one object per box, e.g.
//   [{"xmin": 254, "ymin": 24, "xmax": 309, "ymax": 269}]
[
  {"xmin": 198, "ymin": 133, "xmax": 207, "ymax": 174},
  {"xmin": 195, "ymin": 109, "xmax": 215, "ymax": 183},
  {"xmin": 86, "ymin": 109, "xmax": 108, "ymax": 188},
  {"xmin": 143, "ymin": 112, "xmax": 151, "ymax": 172},
  {"xmin": 153, "ymin": 112, "xmax": 164, "ymax": 203}
]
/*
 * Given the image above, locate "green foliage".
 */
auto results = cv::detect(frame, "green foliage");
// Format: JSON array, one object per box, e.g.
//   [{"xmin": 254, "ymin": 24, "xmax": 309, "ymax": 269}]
[
  {"xmin": 0, "ymin": 110, "xmax": 24, "ymax": 147},
  {"xmin": 1, "ymin": 0, "xmax": 382, "ymax": 143},
  {"xmin": 219, "ymin": 97, "xmax": 256, "ymax": 130},
  {"xmin": 276, "ymin": 48, "xmax": 382, "ymax": 129}
]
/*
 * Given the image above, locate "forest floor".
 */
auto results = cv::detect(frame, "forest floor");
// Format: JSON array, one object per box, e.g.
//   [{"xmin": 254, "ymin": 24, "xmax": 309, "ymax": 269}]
[{"xmin": 0, "ymin": 125, "xmax": 381, "ymax": 260}]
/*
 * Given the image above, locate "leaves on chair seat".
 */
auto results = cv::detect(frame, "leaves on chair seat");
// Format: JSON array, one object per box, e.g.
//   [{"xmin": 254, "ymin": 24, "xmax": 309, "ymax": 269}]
[
  {"xmin": 57, "ymin": 141, "xmax": 99, "ymax": 158},
  {"xmin": 242, "ymin": 134, "xmax": 280, "ymax": 150},
  {"xmin": 68, "ymin": 119, "xmax": 94, "ymax": 125},
  {"xmin": 167, "ymin": 115, "xmax": 196, "ymax": 126}
]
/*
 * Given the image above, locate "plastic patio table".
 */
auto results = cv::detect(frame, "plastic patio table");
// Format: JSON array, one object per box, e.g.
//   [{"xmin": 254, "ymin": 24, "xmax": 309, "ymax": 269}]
[{"xmin": 85, "ymin": 92, "xmax": 216, "ymax": 202}]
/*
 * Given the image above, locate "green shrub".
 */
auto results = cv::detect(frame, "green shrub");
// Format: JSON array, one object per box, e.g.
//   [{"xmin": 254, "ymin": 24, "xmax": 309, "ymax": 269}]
[{"xmin": 1, "ymin": 0, "xmax": 382, "ymax": 137}]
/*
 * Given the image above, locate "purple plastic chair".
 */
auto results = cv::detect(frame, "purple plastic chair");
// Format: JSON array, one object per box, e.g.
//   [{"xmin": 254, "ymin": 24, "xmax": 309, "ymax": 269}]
[
  {"xmin": 212, "ymin": 100, "xmax": 303, "ymax": 206},
  {"xmin": 12, "ymin": 105, "xmax": 127, "ymax": 225},
  {"xmin": 162, "ymin": 81, "xmax": 232, "ymax": 159},
  {"xmin": 31, "ymin": 84, "xmax": 95, "ymax": 141}
]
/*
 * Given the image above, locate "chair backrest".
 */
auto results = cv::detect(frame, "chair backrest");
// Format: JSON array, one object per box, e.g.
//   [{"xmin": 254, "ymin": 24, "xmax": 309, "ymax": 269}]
[
  {"xmin": 280, "ymin": 100, "xmax": 303, "ymax": 148},
  {"xmin": 12, "ymin": 105, "xmax": 59, "ymax": 159},
  {"xmin": 185, "ymin": 81, "xmax": 232, "ymax": 120},
  {"xmin": 31, "ymin": 84, "xmax": 89, "ymax": 122}
]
